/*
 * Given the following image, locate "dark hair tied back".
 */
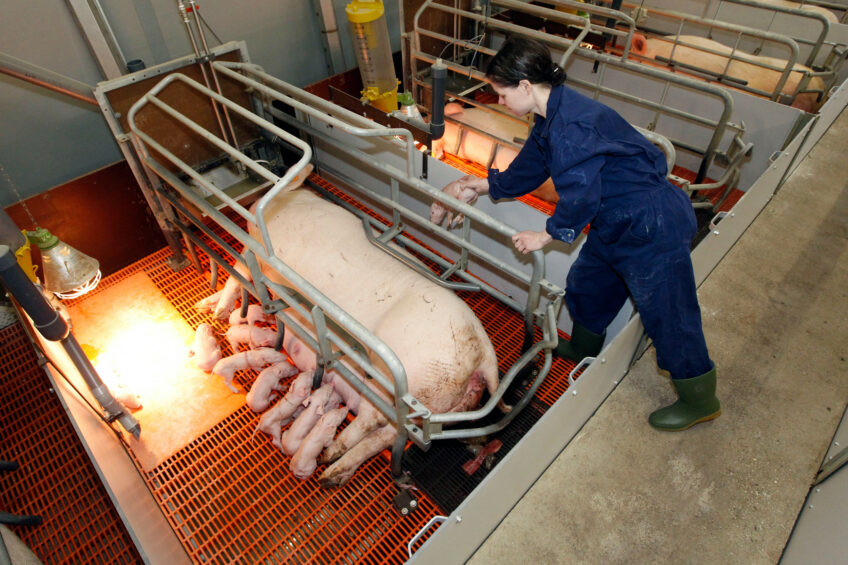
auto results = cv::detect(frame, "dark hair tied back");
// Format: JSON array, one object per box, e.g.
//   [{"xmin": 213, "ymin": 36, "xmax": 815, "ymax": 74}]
[
  {"xmin": 549, "ymin": 60, "xmax": 566, "ymax": 87},
  {"xmin": 485, "ymin": 37, "xmax": 567, "ymax": 87}
]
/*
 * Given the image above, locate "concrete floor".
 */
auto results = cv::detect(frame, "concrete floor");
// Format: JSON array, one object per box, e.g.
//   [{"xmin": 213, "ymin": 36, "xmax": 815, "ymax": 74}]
[{"xmin": 468, "ymin": 108, "xmax": 848, "ymax": 564}]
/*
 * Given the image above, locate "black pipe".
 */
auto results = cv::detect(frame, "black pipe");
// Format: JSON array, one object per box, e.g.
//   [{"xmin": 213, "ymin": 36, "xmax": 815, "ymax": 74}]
[
  {"xmin": 0, "ymin": 245, "xmax": 69, "ymax": 341},
  {"xmin": 429, "ymin": 60, "xmax": 448, "ymax": 141},
  {"xmin": 0, "ymin": 511, "xmax": 42, "ymax": 527},
  {"xmin": 0, "ymin": 208, "xmax": 25, "ymax": 251}
]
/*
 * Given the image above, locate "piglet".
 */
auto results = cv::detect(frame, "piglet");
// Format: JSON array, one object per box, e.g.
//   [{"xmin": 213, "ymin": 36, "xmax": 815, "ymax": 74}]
[
  {"xmin": 290, "ymin": 407, "xmax": 349, "ymax": 479},
  {"xmin": 228, "ymin": 304, "xmax": 274, "ymax": 326},
  {"xmin": 255, "ymin": 370, "xmax": 315, "ymax": 448},
  {"xmin": 280, "ymin": 384, "xmax": 342, "ymax": 456},
  {"xmin": 194, "ymin": 291, "xmax": 223, "ymax": 314},
  {"xmin": 189, "ymin": 323, "xmax": 222, "ymax": 372},
  {"xmin": 226, "ymin": 324, "xmax": 278, "ymax": 352},
  {"xmin": 245, "ymin": 361, "xmax": 298, "ymax": 412},
  {"xmin": 212, "ymin": 348, "xmax": 288, "ymax": 393},
  {"xmin": 430, "ymin": 178, "xmax": 479, "ymax": 228},
  {"xmin": 323, "ymin": 371, "xmax": 361, "ymax": 414}
]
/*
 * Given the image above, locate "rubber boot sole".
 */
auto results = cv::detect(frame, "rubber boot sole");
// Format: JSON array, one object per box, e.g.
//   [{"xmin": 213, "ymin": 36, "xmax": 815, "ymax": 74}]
[{"xmin": 651, "ymin": 409, "xmax": 722, "ymax": 432}]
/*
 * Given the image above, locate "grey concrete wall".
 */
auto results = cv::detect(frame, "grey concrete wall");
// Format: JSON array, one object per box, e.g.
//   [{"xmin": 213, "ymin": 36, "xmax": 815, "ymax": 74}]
[{"xmin": 0, "ymin": 0, "xmax": 402, "ymax": 207}]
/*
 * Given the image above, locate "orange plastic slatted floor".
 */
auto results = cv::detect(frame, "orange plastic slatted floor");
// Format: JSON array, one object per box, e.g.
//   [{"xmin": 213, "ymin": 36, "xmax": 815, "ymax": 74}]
[{"xmin": 0, "ymin": 323, "xmax": 143, "ymax": 565}]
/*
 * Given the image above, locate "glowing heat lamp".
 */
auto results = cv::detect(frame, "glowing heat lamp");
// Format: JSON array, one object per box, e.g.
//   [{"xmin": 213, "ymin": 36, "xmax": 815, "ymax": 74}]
[{"xmin": 27, "ymin": 227, "xmax": 101, "ymax": 299}]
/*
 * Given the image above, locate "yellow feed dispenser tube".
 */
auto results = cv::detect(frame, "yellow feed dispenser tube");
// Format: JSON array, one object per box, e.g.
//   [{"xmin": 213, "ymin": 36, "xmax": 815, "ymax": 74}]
[{"xmin": 346, "ymin": 0, "xmax": 398, "ymax": 113}]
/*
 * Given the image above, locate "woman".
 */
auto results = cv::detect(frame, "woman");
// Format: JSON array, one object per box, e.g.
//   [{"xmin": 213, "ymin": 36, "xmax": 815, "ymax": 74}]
[{"xmin": 442, "ymin": 37, "xmax": 720, "ymax": 431}]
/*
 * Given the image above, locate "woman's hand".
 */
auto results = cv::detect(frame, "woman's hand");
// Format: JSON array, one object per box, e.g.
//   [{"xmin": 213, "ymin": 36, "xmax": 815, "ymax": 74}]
[
  {"xmin": 430, "ymin": 175, "xmax": 488, "ymax": 227},
  {"xmin": 458, "ymin": 174, "xmax": 490, "ymax": 196},
  {"xmin": 512, "ymin": 230, "xmax": 553, "ymax": 254}
]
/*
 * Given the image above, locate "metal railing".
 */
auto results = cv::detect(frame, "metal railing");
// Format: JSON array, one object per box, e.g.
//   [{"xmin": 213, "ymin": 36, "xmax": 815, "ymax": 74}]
[
  {"xmin": 126, "ymin": 61, "xmax": 565, "ymax": 477},
  {"xmin": 411, "ymin": 0, "xmax": 749, "ymax": 200}
]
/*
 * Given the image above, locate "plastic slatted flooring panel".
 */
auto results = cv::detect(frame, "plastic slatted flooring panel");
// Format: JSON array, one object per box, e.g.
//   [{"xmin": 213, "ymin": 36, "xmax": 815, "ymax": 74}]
[
  {"xmin": 0, "ymin": 323, "xmax": 143, "ymax": 565},
  {"xmin": 58, "ymin": 177, "xmax": 580, "ymax": 564}
]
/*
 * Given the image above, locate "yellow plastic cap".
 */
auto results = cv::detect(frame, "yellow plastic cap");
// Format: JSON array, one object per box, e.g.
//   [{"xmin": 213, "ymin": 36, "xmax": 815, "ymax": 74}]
[{"xmin": 345, "ymin": 0, "xmax": 384, "ymax": 24}]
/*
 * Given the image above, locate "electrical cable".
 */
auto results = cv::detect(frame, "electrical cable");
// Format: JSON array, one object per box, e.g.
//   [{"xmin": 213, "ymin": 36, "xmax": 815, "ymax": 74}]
[{"xmin": 198, "ymin": 10, "xmax": 224, "ymax": 45}]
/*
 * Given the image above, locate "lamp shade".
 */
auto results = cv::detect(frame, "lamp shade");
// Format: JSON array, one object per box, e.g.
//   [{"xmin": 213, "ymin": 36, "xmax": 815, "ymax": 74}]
[{"xmin": 27, "ymin": 227, "xmax": 100, "ymax": 298}]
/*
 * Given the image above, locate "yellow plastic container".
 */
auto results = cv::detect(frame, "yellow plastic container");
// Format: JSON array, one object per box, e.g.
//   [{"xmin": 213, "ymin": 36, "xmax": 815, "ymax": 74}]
[
  {"xmin": 14, "ymin": 230, "xmax": 38, "ymax": 283},
  {"xmin": 346, "ymin": 0, "xmax": 398, "ymax": 113}
]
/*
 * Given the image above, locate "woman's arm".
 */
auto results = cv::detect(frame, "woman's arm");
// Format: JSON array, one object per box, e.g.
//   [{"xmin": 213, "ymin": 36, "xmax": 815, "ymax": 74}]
[{"xmin": 487, "ymin": 127, "xmax": 549, "ymax": 199}]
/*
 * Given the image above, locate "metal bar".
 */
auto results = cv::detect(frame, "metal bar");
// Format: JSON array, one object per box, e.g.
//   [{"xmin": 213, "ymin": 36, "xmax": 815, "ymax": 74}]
[
  {"xmin": 312, "ymin": 0, "xmax": 346, "ymax": 74},
  {"xmin": 0, "ymin": 52, "xmax": 97, "ymax": 105},
  {"xmin": 360, "ymin": 216, "xmax": 481, "ymax": 292},
  {"xmin": 176, "ymin": 0, "xmax": 231, "ymax": 145},
  {"xmin": 188, "ymin": 0, "xmax": 240, "ymax": 150},
  {"xmin": 718, "ymin": 0, "xmax": 830, "ymax": 66},
  {"xmin": 66, "ymin": 0, "xmax": 125, "ymax": 79}
]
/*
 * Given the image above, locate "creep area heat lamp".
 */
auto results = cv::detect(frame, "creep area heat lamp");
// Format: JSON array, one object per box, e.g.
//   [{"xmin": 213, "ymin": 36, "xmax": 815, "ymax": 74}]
[{"xmin": 27, "ymin": 226, "xmax": 101, "ymax": 299}]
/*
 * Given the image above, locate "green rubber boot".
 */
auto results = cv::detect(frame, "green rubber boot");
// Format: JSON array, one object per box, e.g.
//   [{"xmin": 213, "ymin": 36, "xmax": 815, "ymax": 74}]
[
  {"xmin": 649, "ymin": 366, "xmax": 721, "ymax": 431},
  {"xmin": 554, "ymin": 321, "xmax": 605, "ymax": 363}
]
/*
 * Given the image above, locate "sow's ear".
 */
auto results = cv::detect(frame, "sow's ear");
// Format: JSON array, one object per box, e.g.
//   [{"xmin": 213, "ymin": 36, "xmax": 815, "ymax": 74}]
[{"xmin": 284, "ymin": 162, "xmax": 314, "ymax": 191}]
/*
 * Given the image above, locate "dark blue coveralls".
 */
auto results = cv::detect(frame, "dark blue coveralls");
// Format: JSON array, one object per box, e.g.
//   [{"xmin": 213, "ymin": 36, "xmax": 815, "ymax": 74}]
[{"xmin": 488, "ymin": 85, "xmax": 713, "ymax": 380}]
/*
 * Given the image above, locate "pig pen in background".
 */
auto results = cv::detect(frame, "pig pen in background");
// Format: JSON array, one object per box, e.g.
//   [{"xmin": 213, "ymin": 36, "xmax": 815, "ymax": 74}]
[{"xmin": 591, "ymin": 0, "xmax": 848, "ymax": 107}]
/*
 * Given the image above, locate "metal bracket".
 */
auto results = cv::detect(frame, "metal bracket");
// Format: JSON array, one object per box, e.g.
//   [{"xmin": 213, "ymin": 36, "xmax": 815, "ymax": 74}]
[
  {"xmin": 403, "ymin": 393, "xmax": 433, "ymax": 448},
  {"xmin": 393, "ymin": 488, "xmax": 420, "ymax": 517}
]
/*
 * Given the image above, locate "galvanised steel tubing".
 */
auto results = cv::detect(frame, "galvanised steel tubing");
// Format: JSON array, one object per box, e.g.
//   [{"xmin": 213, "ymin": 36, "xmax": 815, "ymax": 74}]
[
  {"xmin": 360, "ymin": 218, "xmax": 482, "ymax": 293},
  {"xmin": 412, "ymin": 4, "xmax": 737, "ymax": 183},
  {"xmin": 127, "ymin": 71, "xmax": 314, "ymax": 254},
  {"xmin": 128, "ymin": 117, "xmax": 407, "ymax": 409},
  {"xmin": 148, "ymin": 160, "xmax": 403, "ymax": 420},
  {"xmin": 264, "ymin": 104, "xmax": 556, "ymax": 297},
  {"xmin": 305, "ymin": 152, "xmax": 554, "ymax": 302},
  {"xmin": 634, "ymin": 126, "xmax": 676, "ymax": 172},
  {"xmin": 129, "ymin": 105, "xmax": 256, "ymax": 225},
  {"xmin": 145, "ymin": 95, "xmax": 279, "ymax": 209},
  {"xmin": 187, "ymin": 0, "xmax": 240, "ymax": 150},
  {"xmin": 414, "ymin": 0, "xmax": 591, "ymax": 71},
  {"xmin": 317, "ymin": 171, "xmax": 559, "ymax": 313},
  {"xmin": 129, "ymin": 62, "xmax": 563, "ymax": 445},
  {"xmin": 414, "ymin": 0, "xmax": 636, "ymax": 60},
  {"xmin": 543, "ymin": 0, "xmax": 639, "ymax": 56},
  {"xmin": 721, "ymin": 0, "xmax": 830, "ymax": 66},
  {"xmin": 428, "ymin": 301, "xmax": 560, "ymax": 436},
  {"xmin": 165, "ymin": 191, "xmax": 402, "ymax": 424},
  {"xmin": 212, "ymin": 62, "xmax": 417, "ymax": 179},
  {"xmin": 176, "ymin": 0, "xmax": 230, "ymax": 146},
  {"xmin": 221, "ymin": 62, "xmax": 382, "ymax": 132},
  {"xmin": 494, "ymin": 0, "xmax": 595, "ymax": 65}
]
